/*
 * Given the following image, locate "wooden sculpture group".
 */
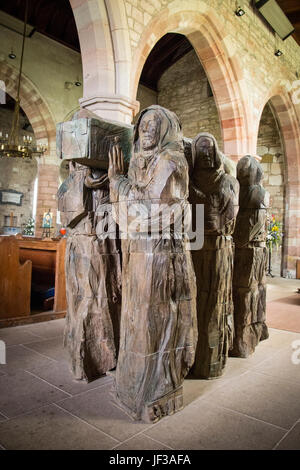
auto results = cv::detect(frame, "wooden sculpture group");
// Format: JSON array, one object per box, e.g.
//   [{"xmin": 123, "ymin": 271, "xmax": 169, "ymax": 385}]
[{"xmin": 57, "ymin": 105, "xmax": 269, "ymax": 422}]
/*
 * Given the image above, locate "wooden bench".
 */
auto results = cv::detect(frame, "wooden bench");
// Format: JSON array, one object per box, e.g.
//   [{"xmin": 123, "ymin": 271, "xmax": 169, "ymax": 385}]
[
  {"xmin": 0, "ymin": 236, "xmax": 67, "ymax": 327},
  {"xmin": 17, "ymin": 236, "xmax": 67, "ymax": 313}
]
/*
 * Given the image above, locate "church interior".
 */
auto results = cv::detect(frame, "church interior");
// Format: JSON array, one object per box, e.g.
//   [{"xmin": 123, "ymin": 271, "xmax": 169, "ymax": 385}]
[{"xmin": 0, "ymin": 0, "xmax": 300, "ymax": 451}]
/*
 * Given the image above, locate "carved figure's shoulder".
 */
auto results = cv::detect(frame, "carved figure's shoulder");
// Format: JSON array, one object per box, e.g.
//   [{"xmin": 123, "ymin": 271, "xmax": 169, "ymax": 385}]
[
  {"xmin": 160, "ymin": 149, "xmax": 188, "ymax": 173},
  {"xmin": 221, "ymin": 173, "xmax": 239, "ymax": 193}
]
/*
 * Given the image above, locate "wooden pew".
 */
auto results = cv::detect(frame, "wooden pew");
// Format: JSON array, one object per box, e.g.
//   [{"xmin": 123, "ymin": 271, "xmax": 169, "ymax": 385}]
[
  {"xmin": 0, "ymin": 236, "xmax": 32, "ymax": 318},
  {"xmin": 17, "ymin": 236, "xmax": 67, "ymax": 314},
  {"xmin": 0, "ymin": 236, "xmax": 67, "ymax": 328}
]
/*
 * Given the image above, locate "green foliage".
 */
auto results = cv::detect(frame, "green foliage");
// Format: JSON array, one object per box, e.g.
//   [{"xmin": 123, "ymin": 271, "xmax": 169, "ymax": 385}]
[
  {"xmin": 267, "ymin": 214, "xmax": 283, "ymax": 253},
  {"xmin": 22, "ymin": 216, "xmax": 35, "ymax": 236}
]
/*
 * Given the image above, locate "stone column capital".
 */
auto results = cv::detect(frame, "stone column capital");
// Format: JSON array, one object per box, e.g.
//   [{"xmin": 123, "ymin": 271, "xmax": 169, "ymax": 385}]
[{"xmin": 79, "ymin": 94, "xmax": 140, "ymax": 124}]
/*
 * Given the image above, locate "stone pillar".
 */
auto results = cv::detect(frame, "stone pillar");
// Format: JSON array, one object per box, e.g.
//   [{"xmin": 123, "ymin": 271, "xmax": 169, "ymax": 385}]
[
  {"xmin": 35, "ymin": 159, "xmax": 60, "ymax": 237},
  {"xmin": 79, "ymin": 94, "xmax": 139, "ymax": 125},
  {"xmin": 283, "ymin": 181, "xmax": 300, "ymax": 277}
]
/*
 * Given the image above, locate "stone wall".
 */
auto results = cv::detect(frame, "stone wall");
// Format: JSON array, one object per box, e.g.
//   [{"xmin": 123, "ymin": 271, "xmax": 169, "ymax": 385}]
[
  {"xmin": 137, "ymin": 50, "xmax": 222, "ymax": 145},
  {"xmin": 257, "ymin": 102, "xmax": 285, "ymax": 275},
  {"xmin": 0, "ymin": 106, "xmax": 37, "ymax": 233},
  {"xmin": 0, "ymin": 11, "xmax": 82, "ymax": 236},
  {"xmin": 157, "ymin": 50, "xmax": 222, "ymax": 145},
  {"xmin": 124, "ymin": 0, "xmax": 300, "ymax": 91},
  {"xmin": 137, "ymin": 84, "xmax": 157, "ymax": 111},
  {"xmin": 137, "ymin": 52, "xmax": 286, "ymax": 275},
  {"xmin": 35, "ymin": 163, "xmax": 59, "ymax": 237},
  {"xmin": 0, "ymin": 106, "xmax": 35, "ymax": 145},
  {"xmin": 0, "ymin": 157, "xmax": 37, "ymax": 234},
  {"xmin": 0, "ymin": 14, "xmax": 82, "ymax": 125},
  {"xmin": 258, "ymin": 103, "xmax": 284, "ymax": 222}
]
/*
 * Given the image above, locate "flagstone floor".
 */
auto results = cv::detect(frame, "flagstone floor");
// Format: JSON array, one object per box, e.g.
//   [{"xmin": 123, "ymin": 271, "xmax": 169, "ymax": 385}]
[{"xmin": 0, "ymin": 277, "xmax": 299, "ymax": 450}]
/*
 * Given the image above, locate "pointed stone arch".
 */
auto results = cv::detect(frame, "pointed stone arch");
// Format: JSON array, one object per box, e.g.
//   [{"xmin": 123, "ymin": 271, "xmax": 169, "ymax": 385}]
[
  {"xmin": 256, "ymin": 83, "xmax": 300, "ymax": 276},
  {"xmin": 131, "ymin": 1, "xmax": 250, "ymax": 159}
]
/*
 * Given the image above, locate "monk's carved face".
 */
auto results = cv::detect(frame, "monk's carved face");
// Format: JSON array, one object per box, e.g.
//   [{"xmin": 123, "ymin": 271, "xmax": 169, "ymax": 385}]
[
  {"xmin": 195, "ymin": 137, "xmax": 216, "ymax": 168},
  {"xmin": 139, "ymin": 111, "xmax": 160, "ymax": 151}
]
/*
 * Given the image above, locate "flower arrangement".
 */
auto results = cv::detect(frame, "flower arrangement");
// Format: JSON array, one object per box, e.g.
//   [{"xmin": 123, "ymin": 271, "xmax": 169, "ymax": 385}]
[
  {"xmin": 22, "ymin": 216, "xmax": 35, "ymax": 236},
  {"xmin": 267, "ymin": 214, "xmax": 283, "ymax": 252}
]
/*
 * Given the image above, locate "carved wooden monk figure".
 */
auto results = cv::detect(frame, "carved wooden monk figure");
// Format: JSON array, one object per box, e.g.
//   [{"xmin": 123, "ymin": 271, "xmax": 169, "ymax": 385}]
[
  {"xmin": 230, "ymin": 155, "xmax": 269, "ymax": 358},
  {"xmin": 189, "ymin": 132, "xmax": 239, "ymax": 379},
  {"xmin": 108, "ymin": 105, "xmax": 198, "ymax": 423},
  {"xmin": 57, "ymin": 161, "xmax": 121, "ymax": 382}
]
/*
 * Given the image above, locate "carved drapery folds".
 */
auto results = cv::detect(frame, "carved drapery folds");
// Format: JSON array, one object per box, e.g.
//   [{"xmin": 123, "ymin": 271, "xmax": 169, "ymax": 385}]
[
  {"xmin": 188, "ymin": 132, "xmax": 239, "ymax": 379},
  {"xmin": 56, "ymin": 111, "xmax": 128, "ymax": 381},
  {"xmin": 230, "ymin": 155, "xmax": 269, "ymax": 358},
  {"xmin": 109, "ymin": 106, "xmax": 198, "ymax": 422}
]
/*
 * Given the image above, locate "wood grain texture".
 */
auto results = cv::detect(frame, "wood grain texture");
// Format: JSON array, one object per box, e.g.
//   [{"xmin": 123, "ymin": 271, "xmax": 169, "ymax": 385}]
[
  {"xmin": 188, "ymin": 133, "xmax": 239, "ymax": 379},
  {"xmin": 0, "ymin": 236, "xmax": 32, "ymax": 318},
  {"xmin": 56, "ymin": 109, "xmax": 133, "ymax": 169},
  {"xmin": 53, "ymin": 238, "xmax": 67, "ymax": 313},
  {"xmin": 17, "ymin": 236, "xmax": 66, "ymax": 313},
  {"xmin": 58, "ymin": 157, "xmax": 122, "ymax": 382},
  {"xmin": 230, "ymin": 155, "xmax": 269, "ymax": 358},
  {"xmin": 109, "ymin": 106, "xmax": 198, "ymax": 422}
]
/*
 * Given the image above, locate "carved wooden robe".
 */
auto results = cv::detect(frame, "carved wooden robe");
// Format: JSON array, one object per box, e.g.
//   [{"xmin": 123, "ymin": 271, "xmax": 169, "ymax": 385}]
[
  {"xmin": 230, "ymin": 155, "xmax": 269, "ymax": 358},
  {"xmin": 58, "ymin": 162, "xmax": 121, "ymax": 381},
  {"xmin": 189, "ymin": 132, "xmax": 239, "ymax": 379},
  {"xmin": 109, "ymin": 105, "xmax": 198, "ymax": 422}
]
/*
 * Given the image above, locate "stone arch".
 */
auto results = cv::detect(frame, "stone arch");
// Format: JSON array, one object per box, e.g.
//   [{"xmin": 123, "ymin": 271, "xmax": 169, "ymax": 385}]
[
  {"xmin": 0, "ymin": 59, "xmax": 56, "ymax": 153},
  {"xmin": 70, "ymin": 0, "xmax": 115, "ymax": 98},
  {"xmin": 104, "ymin": 0, "xmax": 132, "ymax": 98},
  {"xmin": 131, "ymin": 1, "xmax": 250, "ymax": 159},
  {"xmin": 0, "ymin": 59, "xmax": 58, "ymax": 236},
  {"xmin": 63, "ymin": 106, "xmax": 80, "ymax": 122},
  {"xmin": 69, "ymin": 0, "xmax": 138, "ymax": 121},
  {"xmin": 256, "ymin": 84, "xmax": 300, "ymax": 275}
]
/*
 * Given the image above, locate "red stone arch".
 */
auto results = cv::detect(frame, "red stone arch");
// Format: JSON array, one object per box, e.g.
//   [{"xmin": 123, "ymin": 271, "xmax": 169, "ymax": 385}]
[
  {"xmin": 256, "ymin": 84, "xmax": 300, "ymax": 275},
  {"xmin": 0, "ymin": 60, "xmax": 58, "ymax": 236},
  {"xmin": 0, "ymin": 59, "xmax": 56, "ymax": 150},
  {"xmin": 131, "ymin": 4, "xmax": 251, "ymax": 159}
]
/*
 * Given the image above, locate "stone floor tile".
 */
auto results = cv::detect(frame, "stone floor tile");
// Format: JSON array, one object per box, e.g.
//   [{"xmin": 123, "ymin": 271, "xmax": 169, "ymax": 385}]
[
  {"xmin": 25, "ymin": 320, "xmax": 65, "ymax": 339},
  {"xmin": 58, "ymin": 383, "xmax": 152, "ymax": 441},
  {"xmin": 266, "ymin": 279, "xmax": 300, "ymax": 302},
  {"xmin": 275, "ymin": 421, "xmax": 300, "ymax": 450},
  {"xmin": 259, "ymin": 329, "xmax": 300, "ymax": 350},
  {"xmin": 30, "ymin": 360, "xmax": 113, "ymax": 395},
  {"xmin": 145, "ymin": 400, "xmax": 285, "ymax": 450},
  {"xmin": 114, "ymin": 434, "xmax": 172, "ymax": 450},
  {"xmin": 0, "ymin": 404, "xmax": 118, "ymax": 450},
  {"xmin": 0, "ymin": 344, "xmax": 56, "ymax": 375},
  {"xmin": 23, "ymin": 337, "xmax": 68, "ymax": 361},
  {"xmin": 203, "ymin": 370, "xmax": 300, "ymax": 429},
  {"xmin": 228, "ymin": 341, "xmax": 281, "ymax": 370},
  {"xmin": 183, "ymin": 375, "xmax": 232, "ymax": 407},
  {"xmin": 0, "ymin": 327, "xmax": 42, "ymax": 346},
  {"xmin": 253, "ymin": 345, "xmax": 300, "ymax": 385},
  {"xmin": 0, "ymin": 370, "xmax": 69, "ymax": 417}
]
